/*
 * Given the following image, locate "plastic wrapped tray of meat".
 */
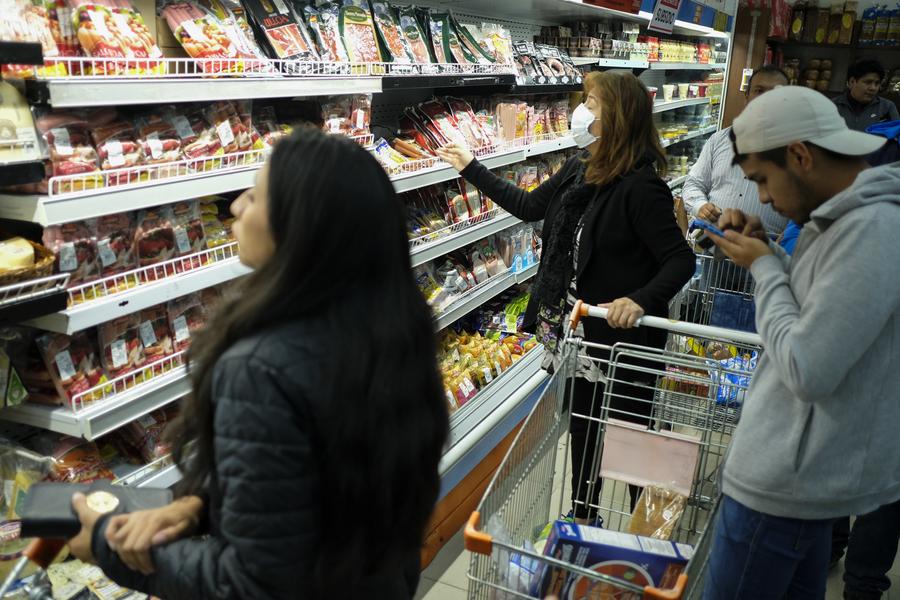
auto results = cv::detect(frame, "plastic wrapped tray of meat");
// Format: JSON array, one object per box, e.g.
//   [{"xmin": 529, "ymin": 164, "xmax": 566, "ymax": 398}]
[
  {"xmin": 98, "ymin": 313, "xmax": 147, "ymax": 383},
  {"xmin": 134, "ymin": 207, "xmax": 177, "ymax": 277},
  {"xmin": 42, "ymin": 221, "xmax": 101, "ymax": 297},
  {"xmin": 93, "ymin": 212, "xmax": 138, "ymax": 293},
  {"xmin": 35, "ymin": 331, "xmax": 108, "ymax": 406},
  {"xmin": 167, "ymin": 292, "xmax": 208, "ymax": 354}
]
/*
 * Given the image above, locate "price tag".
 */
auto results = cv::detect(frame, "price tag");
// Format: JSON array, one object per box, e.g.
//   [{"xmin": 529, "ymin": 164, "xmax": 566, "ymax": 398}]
[
  {"xmin": 58, "ymin": 242, "xmax": 78, "ymax": 272},
  {"xmin": 170, "ymin": 115, "xmax": 195, "ymax": 140},
  {"xmin": 138, "ymin": 413, "xmax": 157, "ymax": 428},
  {"xmin": 446, "ymin": 390, "xmax": 458, "ymax": 410},
  {"xmin": 648, "ymin": 0, "xmax": 682, "ymax": 34},
  {"xmin": 483, "ymin": 367, "xmax": 493, "ymax": 384},
  {"xmin": 88, "ymin": 10, "xmax": 111, "ymax": 37},
  {"xmin": 182, "ymin": 19, "xmax": 208, "ymax": 43},
  {"xmin": 110, "ymin": 339, "xmax": 127, "ymax": 369},
  {"xmin": 216, "ymin": 121, "xmax": 235, "ymax": 147},
  {"xmin": 147, "ymin": 132, "xmax": 164, "ymax": 160},
  {"xmin": 55, "ymin": 350, "xmax": 77, "ymax": 381},
  {"xmin": 97, "ymin": 238, "xmax": 117, "ymax": 267},
  {"xmin": 495, "ymin": 361, "xmax": 503, "ymax": 376},
  {"xmin": 355, "ymin": 110, "xmax": 365, "ymax": 131},
  {"xmin": 139, "ymin": 320, "xmax": 157, "ymax": 348},
  {"xmin": 451, "ymin": 348, "xmax": 460, "ymax": 363},
  {"xmin": 461, "ymin": 377, "xmax": 475, "ymax": 397},
  {"xmin": 273, "ymin": 0, "xmax": 289, "ymax": 14},
  {"xmin": 51, "ymin": 128, "xmax": 72, "ymax": 155},
  {"xmin": 173, "ymin": 315, "xmax": 190, "ymax": 342},
  {"xmin": 106, "ymin": 139, "xmax": 126, "ymax": 168},
  {"xmin": 174, "ymin": 228, "xmax": 191, "ymax": 254}
]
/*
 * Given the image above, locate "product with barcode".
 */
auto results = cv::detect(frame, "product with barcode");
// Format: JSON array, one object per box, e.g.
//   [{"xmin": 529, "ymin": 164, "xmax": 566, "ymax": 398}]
[
  {"xmin": 43, "ymin": 221, "xmax": 101, "ymax": 293},
  {"xmin": 243, "ymin": 0, "xmax": 318, "ymax": 60},
  {"xmin": 137, "ymin": 304, "xmax": 175, "ymax": 365},
  {"xmin": 134, "ymin": 207, "xmax": 177, "ymax": 271},
  {"xmin": 167, "ymin": 292, "xmax": 208, "ymax": 353},
  {"xmin": 97, "ymin": 313, "xmax": 147, "ymax": 381},
  {"xmin": 35, "ymin": 331, "xmax": 107, "ymax": 405},
  {"xmin": 93, "ymin": 212, "xmax": 137, "ymax": 290}
]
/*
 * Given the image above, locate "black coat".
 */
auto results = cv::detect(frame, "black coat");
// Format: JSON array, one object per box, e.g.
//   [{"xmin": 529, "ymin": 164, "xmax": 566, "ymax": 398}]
[
  {"xmin": 91, "ymin": 320, "xmax": 420, "ymax": 600},
  {"xmin": 460, "ymin": 154, "xmax": 695, "ymax": 351}
]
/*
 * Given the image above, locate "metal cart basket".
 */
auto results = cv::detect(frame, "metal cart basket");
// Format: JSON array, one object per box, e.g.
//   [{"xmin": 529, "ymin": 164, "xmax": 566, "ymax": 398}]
[{"xmin": 465, "ymin": 299, "xmax": 762, "ymax": 599}]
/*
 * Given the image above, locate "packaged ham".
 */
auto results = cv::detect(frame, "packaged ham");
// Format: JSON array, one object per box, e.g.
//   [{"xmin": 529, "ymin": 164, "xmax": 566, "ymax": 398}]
[
  {"xmin": 339, "ymin": 0, "xmax": 382, "ymax": 63},
  {"xmin": 418, "ymin": 100, "xmax": 468, "ymax": 148},
  {"xmin": 164, "ymin": 105, "xmax": 221, "ymax": 167},
  {"xmin": 371, "ymin": 2, "xmax": 413, "ymax": 63},
  {"xmin": 204, "ymin": 101, "xmax": 252, "ymax": 158},
  {"xmin": 30, "ymin": 434, "xmax": 115, "ymax": 482},
  {"xmin": 98, "ymin": 314, "xmax": 147, "ymax": 382},
  {"xmin": 397, "ymin": 5, "xmax": 431, "ymax": 64},
  {"xmin": 160, "ymin": 0, "xmax": 252, "ymax": 73},
  {"xmin": 42, "ymin": 221, "xmax": 100, "ymax": 293},
  {"xmin": 170, "ymin": 200, "xmax": 206, "ymax": 271},
  {"xmin": 308, "ymin": 2, "xmax": 349, "ymax": 63},
  {"xmin": 446, "ymin": 97, "xmax": 495, "ymax": 151},
  {"xmin": 91, "ymin": 119, "xmax": 145, "ymax": 185},
  {"xmin": 137, "ymin": 304, "xmax": 175, "ymax": 367},
  {"xmin": 35, "ymin": 331, "xmax": 107, "ymax": 406},
  {"xmin": 134, "ymin": 207, "xmax": 177, "ymax": 274},
  {"xmin": 432, "ymin": 12, "xmax": 475, "ymax": 65},
  {"xmin": 40, "ymin": 117, "xmax": 103, "ymax": 193},
  {"xmin": 93, "ymin": 212, "xmax": 137, "ymax": 291},
  {"xmin": 426, "ymin": 12, "xmax": 448, "ymax": 63},
  {"xmin": 167, "ymin": 292, "xmax": 208, "ymax": 353},
  {"xmin": 242, "ymin": 0, "xmax": 317, "ymax": 61}
]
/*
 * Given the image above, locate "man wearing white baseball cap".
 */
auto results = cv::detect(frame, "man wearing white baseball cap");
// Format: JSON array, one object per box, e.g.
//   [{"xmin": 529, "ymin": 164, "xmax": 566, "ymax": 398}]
[{"xmin": 703, "ymin": 85, "xmax": 900, "ymax": 599}]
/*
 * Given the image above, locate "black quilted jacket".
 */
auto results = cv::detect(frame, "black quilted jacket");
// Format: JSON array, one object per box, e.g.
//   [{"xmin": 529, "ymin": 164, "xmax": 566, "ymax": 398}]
[{"xmin": 91, "ymin": 320, "xmax": 420, "ymax": 599}]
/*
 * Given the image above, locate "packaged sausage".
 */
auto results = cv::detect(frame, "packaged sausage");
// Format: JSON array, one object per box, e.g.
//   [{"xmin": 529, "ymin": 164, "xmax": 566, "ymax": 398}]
[
  {"xmin": 204, "ymin": 100, "xmax": 252, "ymax": 158},
  {"xmin": 135, "ymin": 112, "xmax": 185, "ymax": 173},
  {"xmin": 68, "ymin": 0, "xmax": 127, "ymax": 75},
  {"xmin": 397, "ymin": 5, "xmax": 431, "ymax": 63},
  {"xmin": 40, "ymin": 116, "xmax": 104, "ymax": 192},
  {"xmin": 310, "ymin": 2, "xmax": 349, "ymax": 62},
  {"xmin": 159, "ymin": 0, "xmax": 250, "ymax": 73},
  {"xmin": 371, "ymin": 1, "xmax": 414, "ymax": 63},
  {"xmin": 339, "ymin": 0, "xmax": 382, "ymax": 63},
  {"xmin": 242, "ymin": 0, "xmax": 317, "ymax": 61},
  {"xmin": 199, "ymin": 0, "xmax": 268, "ymax": 62},
  {"xmin": 106, "ymin": 0, "xmax": 164, "ymax": 72},
  {"xmin": 171, "ymin": 200, "xmax": 206, "ymax": 271},
  {"xmin": 93, "ymin": 212, "xmax": 137, "ymax": 292},
  {"xmin": 92, "ymin": 119, "xmax": 145, "ymax": 185},
  {"xmin": 35, "ymin": 331, "xmax": 107, "ymax": 406},
  {"xmin": 97, "ymin": 313, "xmax": 147, "ymax": 382},
  {"xmin": 137, "ymin": 304, "xmax": 175, "ymax": 367},
  {"xmin": 434, "ymin": 12, "xmax": 475, "ymax": 64},
  {"xmin": 43, "ymin": 221, "xmax": 101, "ymax": 293},
  {"xmin": 117, "ymin": 406, "xmax": 176, "ymax": 463},
  {"xmin": 454, "ymin": 17, "xmax": 494, "ymax": 64},
  {"xmin": 167, "ymin": 292, "xmax": 208, "ymax": 353},
  {"xmin": 133, "ymin": 207, "xmax": 177, "ymax": 273},
  {"xmin": 165, "ymin": 105, "xmax": 221, "ymax": 166}
]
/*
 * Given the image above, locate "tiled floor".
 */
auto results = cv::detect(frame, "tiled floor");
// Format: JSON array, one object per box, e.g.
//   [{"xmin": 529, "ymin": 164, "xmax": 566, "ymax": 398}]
[{"xmin": 418, "ymin": 436, "xmax": 900, "ymax": 599}]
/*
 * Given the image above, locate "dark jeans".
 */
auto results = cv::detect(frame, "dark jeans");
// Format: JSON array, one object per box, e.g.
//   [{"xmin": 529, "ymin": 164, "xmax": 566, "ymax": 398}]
[
  {"xmin": 568, "ymin": 373, "xmax": 653, "ymax": 520},
  {"xmin": 703, "ymin": 495, "xmax": 834, "ymax": 600},
  {"xmin": 837, "ymin": 499, "xmax": 900, "ymax": 600}
]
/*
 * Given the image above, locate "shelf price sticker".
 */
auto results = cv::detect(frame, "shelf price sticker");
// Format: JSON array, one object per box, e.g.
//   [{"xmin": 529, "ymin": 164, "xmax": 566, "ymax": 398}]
[
  {"xmin": 139, "ymin": 320, "xmax": 157, "ymax": 348},
  {"xmin": 173, "ymin": 316, "xmax": 190, "ymax": 343},
  {"xmin": 55, "ymin": 350, "xmax": 77, "ymax": 381},
  {"xmin": 649, "ymin": 0, "xmax": 682, "ymax": 34},
  {"xmin": 111, "ymin": 339, "xmax": 128, "ymax": 369},
  {"xmin": 97, "ymin": 239, "xmax": 117, "ymax": 268}
]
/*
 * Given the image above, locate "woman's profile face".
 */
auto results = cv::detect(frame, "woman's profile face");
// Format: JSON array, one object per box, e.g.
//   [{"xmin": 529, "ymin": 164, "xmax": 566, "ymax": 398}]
[
  {"xmin": 231, "ymin": 162, "xmax": 277, "ymax": 269},
  {"xmin": 584, "ymin": 89, "xmax": 603, "ymax": 144}
]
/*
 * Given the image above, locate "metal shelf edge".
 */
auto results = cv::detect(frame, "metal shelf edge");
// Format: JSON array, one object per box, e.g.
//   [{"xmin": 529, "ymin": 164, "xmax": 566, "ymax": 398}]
[
  {"xmin": 652, "ymin": 97, "xmax": 712, "ymax": 113},
  {"xmin": 649, "ymin": 62, "xmax": 728, "ymax": 70},
  {"xmin": 410, "ymin": 213, "xmax": 521, "ymax": 268},
  {"xmin": 135, "ymin": 464, "xmax": 183, "ymax": 488}
]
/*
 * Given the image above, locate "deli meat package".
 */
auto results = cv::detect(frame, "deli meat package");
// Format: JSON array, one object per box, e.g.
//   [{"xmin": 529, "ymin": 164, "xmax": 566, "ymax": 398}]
[
  {"xmin": 29, "ymin": 433, "xmax": 115, "ymax": 482},
  {"xmin": 68, "ymin": 0, "xmax": 164, "ymax": 75},
  {"xmin": 134, "ymin": 207, "xmax": 177, "ymax": 273},
  {"xmin": 135, "ymin": 111, "xmax": 185, "ymax": 174},
  {"xmin": 167, "ymin": 292, "xmax": 208, "ymax": 353},
  {"xmin": 170, "ymin": 200, "xmax": 206, "ymax": 271},
  {"xmin": 98, "ymin": 313, "xmax": 147, "ymax": 382},
  {"xmin": 137, "ymin": 304, "xmax": 175, "ymax": 366},
  {"xmin": 371, "ymin": 1, "xmax": 414, "ymax": 63},
  {"xmin": 397, "ymin": 5, "xmax": 431, "ymax": 64},
  {"xmin": 35, "ymin": 331, "xmax": 107, "ymax": 406},
  {"xmin": 339, "ymin": 0, "xmax": 382, "ymax": 63},
  {"xmin": 92, "ymin": 119, "xmax": 145, "ymax": 185},
  {"xmin": 304, "ymin": 3, "xmax": 349, "ymax": 62},
  {"xmin": 43, "ymin": 221, "xmax": 101, "ymax": 295},
  {"xmin": 37, "ymin": 113, "xmax": 102, "ymax": 192},
  {"xmin": 94, "ymin": 212, "xmax": 137, "ymax": 293},
  {"xmin": 160, "ymin": 0, "xmax": 254, "ymax": 73},
  {"xmin": 241, "ymin": 0, "xmax": 317, "ymax": 61}
]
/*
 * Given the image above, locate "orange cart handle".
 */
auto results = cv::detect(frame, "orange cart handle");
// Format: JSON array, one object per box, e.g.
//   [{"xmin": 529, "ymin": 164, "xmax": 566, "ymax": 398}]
[
  {"xmin": 24, "ymin": 538, "xmax": 67, "ymax": 569},
  {"xmin": 464, "ymin": 511, "xmax": 492, "ymax": 555},
  {"xmin": 568, "ymin": 299, "xmax": 588, "ymax": 333},
  {"xmin": 644, "ymin": 573, "xmax": 688, "ymax": 599}
]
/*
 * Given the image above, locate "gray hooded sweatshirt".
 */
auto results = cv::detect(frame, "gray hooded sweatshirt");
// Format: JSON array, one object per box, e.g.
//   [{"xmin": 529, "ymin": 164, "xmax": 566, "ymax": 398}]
[{"xmin": 722, "ymin": 162, "xmax": 900, "ymax": 520}]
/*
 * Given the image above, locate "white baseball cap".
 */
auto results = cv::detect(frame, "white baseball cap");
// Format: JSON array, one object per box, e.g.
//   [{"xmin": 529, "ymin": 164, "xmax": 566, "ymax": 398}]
[{"xmin": 732, "ymin": 85, "xmax": 886, "ymax": 156}]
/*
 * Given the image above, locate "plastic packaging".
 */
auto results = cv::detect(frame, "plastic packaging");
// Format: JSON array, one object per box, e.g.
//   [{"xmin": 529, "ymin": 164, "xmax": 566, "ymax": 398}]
[
  {"xmin": 397, "ymin": 5, "xmax": 431, "ymax": 63},
  {"xmin": 167, "ymin": 292, "xmax": 208, "ymax": 353},
  {"xmin": 372, "ymin": 1, "xmax": 414, "ymax": 63},
  {"xmin": 134, "ymin": 206, "xmax": 177, "ymax": 271},
  {"xmin": 43, "ymin": 220, "xmax": 101, "ymax": 291},
  {"xmin": 339, "ymin": 0, "xmax": 382, "ymax": 62},
  {"xmin": 138, "ymin": 304, "xmax": 175, "ymax": 365},
  {"xmin": 628, "ymin": 485, "xmax": 688, "ymax": 540},
  {"xmin": 93, "ymin": 212, "xmax": 137, "ymax": 289},
  {"xmin": 98, "ymin": 313, "xmax": 147, "ymax": 381},
  {"xmin": 35, "ymin": 331, "xmax": 107, "ymax": 405}
]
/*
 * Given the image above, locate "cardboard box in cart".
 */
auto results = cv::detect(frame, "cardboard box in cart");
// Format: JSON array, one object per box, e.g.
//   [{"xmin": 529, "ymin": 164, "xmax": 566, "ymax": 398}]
[{"xmin": 533, "ymin": 521, "xmax": 693, "ymax": 599}]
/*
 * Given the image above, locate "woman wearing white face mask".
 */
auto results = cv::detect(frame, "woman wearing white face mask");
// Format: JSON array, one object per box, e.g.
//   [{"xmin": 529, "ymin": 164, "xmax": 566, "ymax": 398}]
[{"xmin": 437, "ymin": 71, "xmax": 694, "ymax": 523}]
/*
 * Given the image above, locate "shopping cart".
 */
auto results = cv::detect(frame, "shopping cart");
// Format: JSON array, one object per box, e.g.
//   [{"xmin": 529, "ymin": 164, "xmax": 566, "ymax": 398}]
[{"xmin": 464, "ymin": 300, "xmax": 762, "ymax": 599}]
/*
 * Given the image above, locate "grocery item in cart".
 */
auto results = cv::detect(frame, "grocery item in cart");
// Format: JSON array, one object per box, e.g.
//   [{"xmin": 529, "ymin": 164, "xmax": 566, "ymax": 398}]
[
  {"xmin": 29, "ymin": 434, "xmax": 114, "ymax": 482},
  {"xmin": 371, "ymin": 1, "xmax": 414, "ymax": 63},
  {"xmin": 339, "ymin": 0, "xmax": 382, "ymax": 63},
  {"xmin": 160, "ymin": 0, "xmax": 252, "ymax": 72},
  {"xmin": 35, "ymin": 331, "xmax": 107, "ymax": 405},
  {"xmin": 628, "ymin": 485, "xmax": 687, "ymax": 540},
  {"xmin": 97, "ymin": 313, "xmax": 147, "ymax": 381},
  {"xmin": 397, "ymin": 5, "xmax": 431, "ymax": 63},
  {"xmin": 0, "ymin": 437, "xmax": 57, "ymax": 519},
  {"xmin": 167, "ymin": 292, "xmax": 208, "ymax": 353},
  {"xmin": 93, "ymin": 211, "xmax": 137, "ymax": 289},
  {"xmin": 92, "ymin": 119, "xmax": 145, "ymax": 185},
  {"xmin": 134, "ymin": 206, "xmax": 177, "ymax": 272},
  {"xmin": 242, "ymin": 0, "xmax": 317, "ymax": 61},
  {"xmin": 534, "ymin": 520, "xmax": 692, "ymax": 598},
  {"xmin": 42, "ymin": 221, "xmax": 101, "ymax": 292}
]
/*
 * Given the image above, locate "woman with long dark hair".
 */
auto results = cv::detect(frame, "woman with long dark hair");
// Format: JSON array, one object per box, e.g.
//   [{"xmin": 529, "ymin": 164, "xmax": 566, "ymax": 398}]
[
  {"xmin": 69, "ymin": 128, "xmax": 449, "ymax": 599},
  {"xmin": 437, "ymin": 71, "xmax": 694, "ymax": 523}
]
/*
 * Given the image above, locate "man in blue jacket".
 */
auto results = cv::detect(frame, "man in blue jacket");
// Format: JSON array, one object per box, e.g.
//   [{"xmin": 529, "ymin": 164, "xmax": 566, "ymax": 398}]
[{"xmin": 704, "ymin": 86, "xmax": 899, "ymax": 599}]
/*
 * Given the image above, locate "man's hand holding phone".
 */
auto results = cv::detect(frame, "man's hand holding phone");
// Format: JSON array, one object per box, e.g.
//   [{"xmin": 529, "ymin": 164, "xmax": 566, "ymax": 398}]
[{"xmin": 709, "ymin": 209, "xmax": 774, "ymax": 268}]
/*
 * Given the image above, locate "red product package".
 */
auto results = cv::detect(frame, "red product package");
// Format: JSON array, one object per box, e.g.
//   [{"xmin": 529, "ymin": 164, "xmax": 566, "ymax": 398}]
[
  {"xmin": 137, "ymin": 304, "xmax": 175, "ymax": 366},
  {"xmin": 167, "ymin": 292, "xmax": 208, "ymax": 353},
  {"xmin": 204, "ymin": 101, "xmax": 252, "ymax": 157},
  {"xmin": 35, "ymin": 331, "xmax": 108, "ymax": 406},
  {"xmin": 135, "ymin": 113, "xmax": 185, "ymax": 173},
  {"xmin": 29, "ymin": 433, "xmax": 115, "ymax": 483},
  {"xmin": 310, "ymin": 3, "xmax": 349, "ymax": 62},
  {"xmin": 134, "ymin": 207, "xmax": 177, "ymax": 274},
  {"xmin": 92, "ymin": 119, "xmax": 145, "ymax": 185},
  {"xmin": 94, "ymin": 212, "xmax": 137, "ymax": 289},
  {"xmin": 40, "ymin": 119, "xmax": 103, "ymax": 192},
  {"xmin": 160, "ymin": 1, "xmax": 249, "ymax": 73},
  {"xmin": 445, "ymin": 97, "xmax": 495, "ymax": 151},
  {"xmin": 171, "ymin": 200, "xmax": 207, "ymax": 271},
  {"xmin": 118, "ymin": 407, "xmax": 177, "ymax": 463},
  {"xmin": 164, "ymin": 106, "xmax": 218, "ymax": 165},
  {"xmin": 42, "ymin": 221, "xmax": 101, "ymax": 293},
  {"xmin": 417, "ymin": 100, "xmax": 468, "ymax": 148},
  {"xmin": 98, "ymin": 313, "xmax": 147, "ymax": 382}
]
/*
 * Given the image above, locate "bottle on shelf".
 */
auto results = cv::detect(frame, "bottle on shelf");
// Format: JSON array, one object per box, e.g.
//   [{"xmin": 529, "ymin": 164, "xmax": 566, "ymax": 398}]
[
  {"xmin": 860, "ymin": 5, "xmax": 878, "ymax": 44},
  {"xmin": 874, "ymin": 4, "xmax": 891, "ymax": 42}
]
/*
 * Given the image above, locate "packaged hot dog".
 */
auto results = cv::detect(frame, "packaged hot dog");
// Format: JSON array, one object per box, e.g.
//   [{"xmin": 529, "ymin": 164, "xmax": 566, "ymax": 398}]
[
  {"xmin": 203, "ymin": 100, "xmax": 252, "ymax": 158},
  {"xmin": 92, "ymin": 119, "xmax": 145, "ymax": 185},
  {"xmin": 135, "ymin": 112, "xmax": 185, "ymax": 174},
  {"xmin": 160, "ymin": 0, "xmax": 251, "ymax": 73},
  {"xmin": 35, "ymin": 331, "xmax": 107, "ymax": 406},
  {"xmin": 97, "ymin": 314, "xmax": 147, "ymax": 382},
  {"xmin": 39, "ymin": 114, "xmax": 103, "ymax": 193},
  {"xmin": 199, "ymin": 0, "xmax": 269, "ymax": 62}
]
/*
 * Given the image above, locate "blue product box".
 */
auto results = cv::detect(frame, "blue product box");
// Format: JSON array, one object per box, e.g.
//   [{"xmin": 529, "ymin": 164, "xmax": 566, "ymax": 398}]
[{"xmin": 532, "ymin": 521, "xmax": 693, "ymax": 599}]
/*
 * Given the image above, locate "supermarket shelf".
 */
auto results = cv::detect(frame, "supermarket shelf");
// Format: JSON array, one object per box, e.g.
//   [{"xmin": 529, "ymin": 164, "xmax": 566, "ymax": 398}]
[
  {"xmin": 510, "ymin": 83, "xmax": 583, "ymax": 94},
  {"xmin": 434, "ymin": 264, "xmax": 538, "ymax": 332},
  {"xmin": 661, "ymin": 125, "xmax": 717, "ymax": 148},
  {"xmin": 0, "ymin": 274, "xmax": 69, "ymax": 324},
  {"xmin": 383, "ymin": 73, "xmax": 516, "ymax": 90},
  {"xmin": 410, "ymin": 212, "xmax": 521, "ymax": 268},
  {"xmin": 0, "ymin": 365, "xmax": 190, "ymax": 440},
  {"xmin": 135, "ymin": 464, "xmax": 182, "ymax": 489},
  {"xmin": 0, "ymin": 160, "xmax": 45, "ymax": 188},
  {"xmin": 445, "ymin": 346, "xmax": 545, "ymax": 449},
  {"xmin": 0, "ymin": 41, "xmax": 43, "ymax": 65},
  {"xmin": 27, "ymin": 256, "xmax": 251, "ymax": 334},
  {"xmin": 653, "ymin": 98, "xmax": 711, "ymax": 113},
  {"xmin": 649, "ymin": 63, "xmax": 727, "ymax": 70},
  {"xmin": 392, "ymin": 146, "xmax": 522, "ymax": 194},
  {"xmin": 524, "ymin": 136, "xmax": 578, "ymax": 157},
  {"xmin": 667, "ymin": 175, "xmax": 688, "ymax": 188},
  {"xmin": 572, "ymin": 57, "xmax": 650, "ymax": 69}
]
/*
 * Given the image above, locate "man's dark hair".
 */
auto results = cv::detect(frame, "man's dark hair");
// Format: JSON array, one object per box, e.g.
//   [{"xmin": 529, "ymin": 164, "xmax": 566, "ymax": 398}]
[
  {"xmin": 847, "ymin": 59, "xmax": 885, "ymax": 82},
  {"xmin": 747, "ymin": 65, "xmax": 789, "ymax": 90},
  {"xmin": 729, "ymin": 128, "xmax": 855, "ymax": 166}
]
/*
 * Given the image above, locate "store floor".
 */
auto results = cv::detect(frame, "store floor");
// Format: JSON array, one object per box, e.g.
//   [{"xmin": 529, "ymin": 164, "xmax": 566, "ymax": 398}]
[{"xmin": 416, "ymin": 435, "xmax": 900, "ymax": 599}]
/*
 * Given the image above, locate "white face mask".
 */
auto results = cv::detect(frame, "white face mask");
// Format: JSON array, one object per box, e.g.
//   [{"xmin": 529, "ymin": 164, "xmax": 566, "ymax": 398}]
[{"xmin": 570, "ymin": 103, "xmax": 599, "ymax": 148}]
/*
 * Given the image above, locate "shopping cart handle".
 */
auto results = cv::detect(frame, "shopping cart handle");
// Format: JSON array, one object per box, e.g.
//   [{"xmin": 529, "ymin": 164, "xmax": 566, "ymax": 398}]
[
  {"xmin": 464, "ymin": 511, "xmax": 492, "ymax": 555},
  {"xmin": 644, "ymin": 573, "xmax": 688, "ymax": 599}
]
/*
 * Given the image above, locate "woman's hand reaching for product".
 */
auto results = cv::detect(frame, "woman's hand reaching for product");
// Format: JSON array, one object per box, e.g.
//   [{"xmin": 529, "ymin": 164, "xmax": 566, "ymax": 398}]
[
  {"xmin": 103, "ymin": 496, "xmax": 205, "ymax": 575},
  {"xmin": 600, "ymin": 297, "xmax": 645, "ymax": 329},
  {"xmin": 435, "ymin": 143, "xmax": 475, "ymax": 172}
]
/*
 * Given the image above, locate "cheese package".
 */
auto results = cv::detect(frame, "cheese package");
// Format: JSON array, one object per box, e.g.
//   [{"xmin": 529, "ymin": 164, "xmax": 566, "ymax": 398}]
[{"xmin": 0, "ymin": 237, "xmax": 35, "ymax": 273}]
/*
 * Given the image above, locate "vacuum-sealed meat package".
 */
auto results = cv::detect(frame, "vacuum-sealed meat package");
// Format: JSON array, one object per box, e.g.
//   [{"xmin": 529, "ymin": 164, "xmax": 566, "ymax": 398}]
[
  {"xmin": 171, "ymin": 200, "xmax": 206, "ymax": 271},
  {"xmin": 35, "ymin": 331, "xmax": 107, "ymax": 406},
  {"xmin": 397, "ymin": 5, "xmax": 431, "ymax": 63},
  {"xmin": 93, "ymin": 212, "xmax": 137, "ymax": 292},
  {"xmin": 242, "ymin": 0, "xmax": 317, "ymax": 61},
  {"xmin": 118, "ymin": 406, "xmax": 177, "ymax": 463},
  {"xmin": 137, "ymin": 304, "xmax": 175, "ymax": 367},
  {"xmin": 167, "ymin": 292, "xmax": 208, "ymax": 353},
  {"xmin": 308, "ymin": 2, "xmax": 349, "ymax": 62},
  {"xmin": 160, "ymin": 0, "xmax": 251, "ymax": 73},
  {"xmin": 135, "ymin": 112, "xmax": 185, "ymax": 175},
  {"xmin": 339, "ymin": 0, "xmax": 382, "ymax": 63},
  {"xmin": 42, "ymin": 221, "xmax": 100, "ymax": 294},
  {"xmin": 92, "ymin": 119, "xmax": 145, "ymax": 185},
  {"xmin": 97, "ymin": 313, "xmax": 147, "ymax": 382},
  {"xmin": 203, "ymin": 101, "xmax": 252, "ymax": 159},
  {"xmin": 40, "ymin": 116, "xmax": 103, "ymax": 192},
  {"xmin": 29, "ymin": 433, "xmax": 115, "ymax": 482},
  {"xmin": 372, "ymin": 1, "xmax": 414, "ymax": 63},
  {"xmin": 134, "ymin": 207, "xmax": 177, "ymax": 274}
]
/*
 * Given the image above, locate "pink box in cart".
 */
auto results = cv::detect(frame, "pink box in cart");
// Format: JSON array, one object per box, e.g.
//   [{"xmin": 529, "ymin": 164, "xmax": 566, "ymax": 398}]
[{"xmin": 533, "ymin": 521, "xmax": 693, "ymax": 599}]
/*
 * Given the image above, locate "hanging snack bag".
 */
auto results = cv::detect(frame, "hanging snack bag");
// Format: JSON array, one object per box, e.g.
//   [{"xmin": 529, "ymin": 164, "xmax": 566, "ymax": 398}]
[
  {"xmin": 36, "ymin": 331, "xmax": 107, "ymax": 406},
  {"xmin": 397, "ymin": 5, "xmax": 431, "ymax": 63},
  {"xmin": 93, "ymin": 212, "xmax": 137, "ymax": 291},
  {"xmin": 371, "ymin": 1, "xmax": 414, "ymax": 63},
  {"xmin": 92, "ymin": 119, "xmax": 145, "ymax": 185},
  {"xmin": 98, "ymin": 313, "xmax": 147, "ymax": 382},
  {"xmin": 242, "ymin": 0, "xmax": 317, "ymax": 61},
  {"xmin": 42, "ymin": 221, "xmax": 100, "ymax": 292},
  {"xmin": 167, "ymin": 292, "xmax": 208, "ymax": 353},
  {"xmin": 339, "ymin": 0, "xmax": 382, "ymax": 63},
  {"xmin": 171, "ymin": 200, "xmax": 206, "ymax": 271},
  {"xmin": 134, "ymin": 206, "xmax": 177, "ymax": 274},
  {"xmin": 138, "ymin": 304, "xmax": 175, "ymax": 369}
]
